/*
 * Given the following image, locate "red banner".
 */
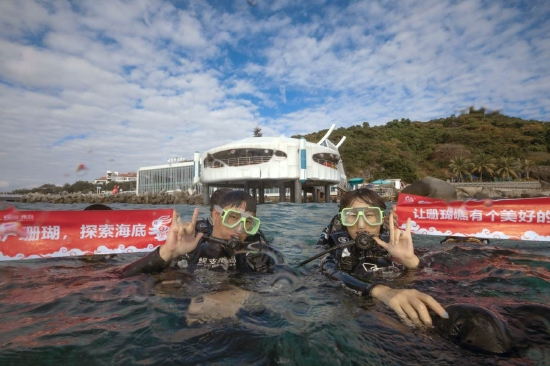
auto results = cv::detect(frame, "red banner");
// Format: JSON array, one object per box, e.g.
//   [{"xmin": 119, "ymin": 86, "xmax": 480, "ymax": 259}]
[
  {"xmin": 396, "ymin": 194, "xmax": 550, "ymax": 241},
  {"xmin": 0, "ymin": 207, "xmax": 173, "ymax": 261}
]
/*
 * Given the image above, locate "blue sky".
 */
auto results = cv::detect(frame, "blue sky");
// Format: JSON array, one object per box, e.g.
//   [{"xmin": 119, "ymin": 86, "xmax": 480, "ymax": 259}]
[{"xmin": 0, "ymin": 0, "xmax": 549, "ymax": 191}]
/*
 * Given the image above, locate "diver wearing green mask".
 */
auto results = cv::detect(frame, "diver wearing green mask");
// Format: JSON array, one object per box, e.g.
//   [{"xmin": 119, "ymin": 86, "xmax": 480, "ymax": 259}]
[
  {"xmin": 314, "ymin": 188, "xmax": 448, "ymax": 327},
  {"xmin": 120, "ymin": 190, "xmax": 282, "ymax": 277}
]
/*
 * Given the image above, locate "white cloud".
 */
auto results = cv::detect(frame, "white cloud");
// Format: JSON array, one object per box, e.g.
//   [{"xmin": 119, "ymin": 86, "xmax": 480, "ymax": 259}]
[{"xmin": 0, "ymin": 0, "xmax": 548, "ymax": 191}]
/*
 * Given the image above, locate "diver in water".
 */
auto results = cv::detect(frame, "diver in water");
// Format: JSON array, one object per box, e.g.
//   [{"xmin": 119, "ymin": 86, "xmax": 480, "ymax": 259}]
[
  {"xmin": 119, "ymin": 190, "xmax": 281, "ymax": 278},
  {"xmin": 315, "ymin": 188, "xmax": 550, "ymax": 355},
  {"xmin": 314, "ymin": 188, "xmax": 448, "ymax": 326},
  {"xmin": 118, "ymin": 190, "xmax": 286, "ymax": 325}
]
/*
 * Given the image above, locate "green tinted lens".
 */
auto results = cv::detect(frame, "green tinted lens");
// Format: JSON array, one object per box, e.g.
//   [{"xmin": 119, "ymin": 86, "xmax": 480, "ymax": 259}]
[
  {"xmin": 341, "ymin": 208, "xmax": 359, "ymax": 226},
  {"xmin": 244, "ymin": 217, "xmax": 261, "ymax": 234},
  {"xmin": 364, "ymin": 207, "xmax": 383, "ymax": 225},
  {"xmin": 340, "ymin": 207, "xmax": 383, "ymax": 226},
  {"xmin": 224, "ymin": 211, "xmax": 242, "ymax": 227}
]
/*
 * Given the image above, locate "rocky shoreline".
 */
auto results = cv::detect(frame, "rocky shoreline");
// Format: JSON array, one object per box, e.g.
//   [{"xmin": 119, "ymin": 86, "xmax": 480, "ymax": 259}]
[
  {"xmin": 19, "ymin": 191, "xmax": 204, "ymax": 205},
  {"xmin": 16, "ymin": 180, "xmax": 550, "ymax": 206}
]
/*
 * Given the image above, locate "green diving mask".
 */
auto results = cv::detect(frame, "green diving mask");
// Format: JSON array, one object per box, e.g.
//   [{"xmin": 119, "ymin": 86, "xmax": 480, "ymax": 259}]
[
  {"xmin": 340, "ymin": 207, "xmax": 384, "ymax": 227},
  {"xmin": 214, "ymin": 205, "xmax": 261, "ymax": 235}
]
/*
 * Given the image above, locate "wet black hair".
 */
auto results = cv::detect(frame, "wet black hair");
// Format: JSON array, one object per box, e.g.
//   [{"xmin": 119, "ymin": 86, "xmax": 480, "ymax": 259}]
[
  {"xmin": 209, "ymin": 188, "xmax": 233, "ymax": 211},
  {"xmin": 218, "ymin": 190, "xmax": 257, "ymax": 214},
  {"xmin": 339, "ymin": 188, "xmax": 386, "ymax": 212},
  {"xmin": 84, "ymin": 203, "xmax": 113, "ymax": 211}
]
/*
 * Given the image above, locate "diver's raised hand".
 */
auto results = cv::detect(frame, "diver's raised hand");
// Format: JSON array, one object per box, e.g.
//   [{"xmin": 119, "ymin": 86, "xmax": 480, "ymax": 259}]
[
  {"xmin": 159, "ymin": 208, "xmax": 203, "ymax": 262},
  {"xmin": 374, "ymin": 213, "xmax": 419, "ymax": 269},
  {"xmin": 371, "ymin": 285, "xmax": 448, "ymax": 327}
]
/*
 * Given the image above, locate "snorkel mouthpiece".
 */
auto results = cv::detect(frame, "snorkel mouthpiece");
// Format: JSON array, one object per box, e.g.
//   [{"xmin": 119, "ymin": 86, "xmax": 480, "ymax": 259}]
[{"xmin": 355, "ymin": 232, "xmax": 377, "ymax": 250}]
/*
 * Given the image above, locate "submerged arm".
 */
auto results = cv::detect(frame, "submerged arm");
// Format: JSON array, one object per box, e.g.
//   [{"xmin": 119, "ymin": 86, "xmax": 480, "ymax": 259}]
[
  {"xmin": 321, "ymin": 251, "xmax": 447, "ymax": 326},
  {"xmin": 118, "ymin": 247, "xmax": 172, "ymax": 278}
]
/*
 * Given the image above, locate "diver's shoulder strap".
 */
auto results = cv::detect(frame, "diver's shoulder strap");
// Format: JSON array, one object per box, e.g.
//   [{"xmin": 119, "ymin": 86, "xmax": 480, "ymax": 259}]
[{"xmin": 195, "ymin": 217, "xmax": 212, "ymax": 234}]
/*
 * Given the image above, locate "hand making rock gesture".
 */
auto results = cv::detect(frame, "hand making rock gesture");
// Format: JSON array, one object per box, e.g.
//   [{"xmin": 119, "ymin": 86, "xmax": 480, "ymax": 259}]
[
  {"xmin": 374, "ymin": 208, "xmax": 420, "ymax": 269},
  {"xmin": 159, "ymin": 208, "xmax": 203, "ymax": 262}
]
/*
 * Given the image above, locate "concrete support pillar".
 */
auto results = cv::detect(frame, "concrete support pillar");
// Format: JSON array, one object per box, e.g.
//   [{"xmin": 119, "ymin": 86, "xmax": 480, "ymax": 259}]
[
  {"xmin": 294, "ymin": 179, "xmax": 302, "ymax": 203},
  {"xmin": 325, "ymin": 185, "xmax": 331, "ymax": 203},
  {"xmin": 252, "ymin": 184, "xmax": 257, "ymax": 204},
  {"xmin": 278, "ymin": 181, "xmax": 285, "ymax": 203},
  {"xmin": 244, "ymin": 181, "xmax": 250, "ymax": 196},
  {"xmin": 202, "ymin": 184, "xmax": 210, "ymax": 206},
  {"xmin": 312, "ymin": 187, "xmax": 319, "ymax": 203},
  {"xmin": 259, "ymin": 182, "xmax": 265, "ymax": 204}
]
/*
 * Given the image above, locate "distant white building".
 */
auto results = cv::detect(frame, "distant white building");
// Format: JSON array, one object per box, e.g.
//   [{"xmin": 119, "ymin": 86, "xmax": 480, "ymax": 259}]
[
  {"xmin": 386, "ymin": 179, "xmax": 403, "ymax": 190},
  {"xmin": 200, "ymin": 125, "xmax": 349, "ymax": 203},
  {"xmin": 134, "ymin": 124, "xmax": 350, "ymax": 203},
  {"xmin": 136, "ymin": 156, "xmax": 200, "ymax": 195},
  {"xmin": 93, "ymin": 171, "xmax": 137, "ymax": 185}
]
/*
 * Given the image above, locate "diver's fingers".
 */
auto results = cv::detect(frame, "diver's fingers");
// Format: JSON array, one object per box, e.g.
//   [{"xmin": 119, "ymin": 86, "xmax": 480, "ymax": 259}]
[
  {"xmin": 405, "ymin": 218, "xmax": 412, "ymax": 235},
  {"xmin": 393, "ymin": 305, "xmax": 414, "ymax": 327},
  {"xmin": 391, "ymin": 206, "xmax": 400, "ymax": 227},
  {"xmin": 183, "ymin": 221, "xmax": 194, "ymax": 237},
  {"xmin": 191, "ymin": 207, "xmax": 199, "ymax": 226},
  {"xmin": 171, "ymin": 209, "xmax": 179, "ymax": 228},
  {"xmin": 171, "ymin": 210, "xmax": 181, "ymax": 239},
  {"xmin": 410, "ymin": 297, "xmax": 432, "ymax": 326},
  {"xmin": 181, "ymin": 209, "xmax": 199, "ymax": 237},
  {"xmin": 178, "ymin": 218, "xmax": 187, "ymax": 241},
  {"xmin": 172, "ymin": 210, "xmax": 188, "ymax": 243},
  {"xmin": 401, "ymin": 302, "xmax": 423, "ymax": 326},
  {"xmin": 417, "ymin": 292, "xmax": 448, "ymax": 319},
  {"xmin": 389, "ymin": 213, "xmax": 395, "ymax": 244}
]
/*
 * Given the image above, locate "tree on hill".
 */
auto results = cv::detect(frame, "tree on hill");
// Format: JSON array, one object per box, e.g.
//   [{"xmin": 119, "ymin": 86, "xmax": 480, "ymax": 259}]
[
  {"xmin": 449, "ymin": 156, "xmax": 474, "ymax": 182},
  {"xmin": 496, "ymin": 157, "xmax": 521, "ymax": 180},
  {"xmin": 518, "ymin": 158, "xmax": 534, "ymax": 180},
  {"xmin": 295, "ymin": 112, "xmax": 550, "ymax": 183},
  {"xmin": 471, "ymin": 153, "xmax": 496, "ymax": 182}
]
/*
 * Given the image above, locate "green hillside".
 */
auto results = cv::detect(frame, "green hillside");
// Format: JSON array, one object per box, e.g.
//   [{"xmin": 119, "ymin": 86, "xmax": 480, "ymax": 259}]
[{"xmin": 294, "ymin": 110, "xmax": 550, "ymax": 183}]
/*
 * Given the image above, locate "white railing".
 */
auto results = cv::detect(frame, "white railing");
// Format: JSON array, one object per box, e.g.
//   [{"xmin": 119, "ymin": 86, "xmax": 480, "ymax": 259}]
[{"xmin": 209, "ymin": 156, "xmax": 272, "ymax": 167}]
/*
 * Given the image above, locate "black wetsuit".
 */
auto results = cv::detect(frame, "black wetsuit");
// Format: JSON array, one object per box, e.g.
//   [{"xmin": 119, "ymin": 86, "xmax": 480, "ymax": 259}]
[{"xmin": 317, "ymin": 214, "xmax": 406, "ymax": 297}]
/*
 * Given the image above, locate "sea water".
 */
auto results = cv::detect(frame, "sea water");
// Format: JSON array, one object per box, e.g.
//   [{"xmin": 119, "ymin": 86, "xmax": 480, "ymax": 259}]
[{"xmin": 0, "ymin": 202, "xmax": 549, "ymax": 365}]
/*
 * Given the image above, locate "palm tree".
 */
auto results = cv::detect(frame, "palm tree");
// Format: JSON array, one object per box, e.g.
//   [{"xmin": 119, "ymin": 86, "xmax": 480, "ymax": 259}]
[
  {"xmin": 449, "ymin": 156, "xmax": 474, "ymax": 182},
  {"xmin": 471, "ymin": 153, "xmax": 496, "ymax": 182},
  {"xmin": 496, "ymin": 157, "xmax": 520, "ymax": 181},
  {"xmin": 518, "ymin": 158, "xmax": 534, "ymax": 180}
]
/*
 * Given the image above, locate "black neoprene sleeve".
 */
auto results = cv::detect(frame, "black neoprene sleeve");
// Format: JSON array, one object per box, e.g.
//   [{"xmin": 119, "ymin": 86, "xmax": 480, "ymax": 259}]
[{"xmin": 119, "ymin": 247, "xmax": 171, "ymax": 278}]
